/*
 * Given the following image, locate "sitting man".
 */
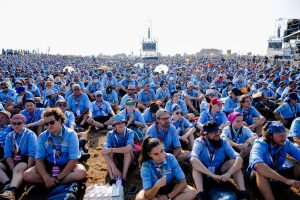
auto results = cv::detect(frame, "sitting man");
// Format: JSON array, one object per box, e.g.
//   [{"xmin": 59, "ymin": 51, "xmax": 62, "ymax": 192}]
[
  {"xmin": 100, "ymin": 114, "xmax": 134, "ymax": 186},
  {"xmin": 119, "ymin": 99, "xmax": 146, "ymax": 142},
  {"xmin": 190, "ymin": 121, "xmax": 248, "ymax": 200},
  {"xmin": 248, "ymin": 121, "xmax": 300, "ymax": 200},
  {"xmin": 182, "ymin": 82, "xmax": 202, "ymax": 116},
  {"xmin": 171, "ymin": 104, "xmax": 196, "ymax": 150},
  {"xmin": 143, "ymin": 102, "xmax": 160, "ymax": 127},
  {"xmin": 235, "ymin": 94, "xmax": 266, "ymax": 136},
  {"xmin": 222, "ymin": 88, "xmax": 241, "ymax": 115},
  {"xmin": 23, "ymin": 108, "xmax": 87, "ymax": 189},
  {"xmin": 145, "ymin": 109, "xmax": 190, "ymax": 162},
  {"xmin": 137, "ymin": 80, "xmax": 156, "ymax": 111},
  {"xmin": 87, "ymin": 91, "xmax": 115, "ymax": 130}
]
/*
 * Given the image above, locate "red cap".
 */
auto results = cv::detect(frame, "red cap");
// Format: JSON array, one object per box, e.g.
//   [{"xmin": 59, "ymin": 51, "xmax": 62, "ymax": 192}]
[{"xmin": 210, "ymin": 98, "xmax": 223, "ymax": 105}]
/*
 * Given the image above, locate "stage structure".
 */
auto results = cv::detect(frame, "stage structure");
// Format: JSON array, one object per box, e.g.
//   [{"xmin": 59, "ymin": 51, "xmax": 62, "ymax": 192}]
[{"xmin": 140, "ymin": 20, "xmax": 158, "ymax": 60}]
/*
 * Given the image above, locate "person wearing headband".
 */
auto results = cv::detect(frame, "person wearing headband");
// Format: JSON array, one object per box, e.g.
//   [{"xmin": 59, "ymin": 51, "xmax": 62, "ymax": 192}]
[{"xmin": 248, "ymin": 121, "xmax": 300, "ymax": 200}]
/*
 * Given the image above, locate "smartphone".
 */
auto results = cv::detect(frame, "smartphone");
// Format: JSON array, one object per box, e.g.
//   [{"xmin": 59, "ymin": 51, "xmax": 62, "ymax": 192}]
[{"xmin": 129, "ymin": 185, "xmax": 139, "ymax": 195}]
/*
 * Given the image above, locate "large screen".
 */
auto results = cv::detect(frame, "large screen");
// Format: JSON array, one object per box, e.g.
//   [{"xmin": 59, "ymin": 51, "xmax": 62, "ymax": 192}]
[
  {"xmin": 268, "ymin": 42, "xmax": 282, "ymax": 49},
  {"xmin": 142, "ymin": 42, "xmax": 156, "ymax": 51}
]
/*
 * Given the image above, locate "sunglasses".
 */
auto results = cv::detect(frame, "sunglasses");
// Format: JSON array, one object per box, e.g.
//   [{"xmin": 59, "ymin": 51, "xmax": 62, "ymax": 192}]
[
  {"xmin": 12, "ymin": 122, "xmax": 23, "ymax": 126},
  {"xmin": 73, "ymin": 88, "xmax": 80, "ymax": 91},
  {"xmin": 126, "ymin": 102, "xmax": 135, "ymax": 106},
  {"xmin": 58, "ymin": 103, "xmax": 67, "ymax": 107},
  {"xmin": 96, "ymin": 95, "xmax": 102, "ymax": 97},
  {"xmin": 158, "ymin": 117, "xmax": 170, "ymax": 121},
  {"xmin": 175, "ymin": 112, "xmax": 182, "ymax": 115},
  {"xmin": 1, "ymin": 87, "xmax": 8, "ymax": 89},
  {"xmin": 44, "ymin": 120, "xmax": 56, "ymax": 126}
]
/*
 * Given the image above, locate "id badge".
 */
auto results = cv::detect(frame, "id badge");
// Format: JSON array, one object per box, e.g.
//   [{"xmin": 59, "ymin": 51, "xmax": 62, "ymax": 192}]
[
  {"xmin": 13, "ymin": 153, "xmax": 21, "ymax": 165},
  {"xmin": 76, "ymin": 109, "xmax": 81, "ymax": 116},
  {"xmin": 207, "ymin": 166, "xmax": 215, "ymax": 177},
  {"xmin": 52, "ymin": 166, "xmax": 60, "ymax": 177}
]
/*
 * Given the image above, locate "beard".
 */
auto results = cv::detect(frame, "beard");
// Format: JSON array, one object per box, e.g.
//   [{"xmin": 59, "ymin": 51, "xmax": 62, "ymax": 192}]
[{"xmin": 208, "ymin": 138, "xmax": 223, "ymax": 148}]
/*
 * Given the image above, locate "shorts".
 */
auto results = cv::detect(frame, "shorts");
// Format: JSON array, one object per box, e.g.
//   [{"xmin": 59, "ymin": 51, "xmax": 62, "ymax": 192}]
[
  {"xmin": 157, "ymin": 180, "xmax": 176, "ymax": 195},
  {"xmin": 93, "ymin": 115, "xmax": 111, "ymax": 124},
  {"xmin": 44, "ymin": 160, "xmax": 66, "ymax": 174}
]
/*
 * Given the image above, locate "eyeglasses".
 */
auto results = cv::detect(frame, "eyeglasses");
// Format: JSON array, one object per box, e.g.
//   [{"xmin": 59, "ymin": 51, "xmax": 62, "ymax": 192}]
[
  {"xmin": 46, "ymin": 85, "xmax": 52, "ymax": 87},
  {"xmin": 175, "ymin": 112, "xmax": 182, "ymax": 115},
  {"xmin": 12, "ymin": 122, "xmax": 23, "ymax": 126},
  {"xmin": 158, "ymin": 117, "xmax": 170, "ymax": 121},
  {"xmin": 96, "ymin": 95, "xmax": 102, "ymax": 97},
  {"xmin": 58, "ymin": 104, "xmax": 67, "ymax": 107},
  {"xmin": 1, "ymin": 87, "xmax": 8, "ymax": 89},
  {"xmin": 128, "ymin": 89, "xmax": 135, "ymax": 91},
  {"xmin": 73, "ymin": 88, "xmax": 80, "ymax": 91},
  {"xmin": 44, "ymin": 120, "xmax": 56, "ymax": 126}
]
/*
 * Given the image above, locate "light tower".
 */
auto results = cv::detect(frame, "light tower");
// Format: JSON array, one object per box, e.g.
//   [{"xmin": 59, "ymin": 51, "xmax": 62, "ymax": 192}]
[{"xmin": 140, "ymin": 20, "xmax": 158, "ymax": 60}]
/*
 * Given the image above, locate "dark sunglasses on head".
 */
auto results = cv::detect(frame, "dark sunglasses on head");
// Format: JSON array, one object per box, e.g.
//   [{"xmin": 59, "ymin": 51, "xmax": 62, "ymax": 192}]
[
  {"xmin": 12, "ymin": 122, "xmax": 23, "ymax": 126},
  {"xmin": 44, "ymin": 120, "xmax": 56, "ymax": 126}
]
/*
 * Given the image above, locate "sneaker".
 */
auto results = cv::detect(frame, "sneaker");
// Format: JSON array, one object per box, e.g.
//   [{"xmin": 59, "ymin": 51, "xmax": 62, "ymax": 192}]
[
  {"xmin": 0, "ymin": 190, "xmax": 15, "ymax": 200},
  {"xmin": 196, "ymin": 191, "xmax": 207, "ymax": 200}
]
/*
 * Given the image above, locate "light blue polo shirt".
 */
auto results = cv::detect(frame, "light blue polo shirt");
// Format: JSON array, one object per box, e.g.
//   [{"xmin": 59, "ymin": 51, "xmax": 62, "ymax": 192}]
[
  {"xmin": 197, "ymin": 110, "xmax": 229, "ymax": 127},
  {"xmin": 221, "ymin": 125, "xmax": 255, "ymax": 144},
  {"xmin": 274, "ymin": 102, "xmax": 300, "ymax": 119},
  {"xmin": 165, "ymin": 100, "xmax": 188, "ymax": 115},
  {"xmin": 103, "ymin": 128, "xmax": 134, "ymax": 148}
]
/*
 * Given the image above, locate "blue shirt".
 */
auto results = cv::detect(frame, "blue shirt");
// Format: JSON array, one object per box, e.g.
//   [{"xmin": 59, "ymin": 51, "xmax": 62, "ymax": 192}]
[
  {"xmin": 102, "ymin": 77, "xmax": 118, "ymax": 88},
  {"xmin": 89, "ymin": 100, "xmax": 113, "ymax": 118},
  {"xmin": 35, "ymin": 126, "xmax": 80, "ymax": 166},
  {"xmin": 165, "ymin": 100, "xmax": 188, "ymax": 115},
  {"xmin": 85, "ymin": 82, "xmax": 102, "ymax": 94},
  {"xmin": 119, "ymin": 79, "xmax": 137, "ymax": 88},
  {"xmin": 4, "ymin": 128, "xmax": 37, "ymax": 159},
  {"xmin": 44, "ymin": 95, "xmax": 65, "ymax": 108},
  {"xmin": 21, "ymin": 108, "xmax": 45, "ymax": 125},
  {"xmin": 26, "ymin": 84, "xmax": 41, "ymax": 97},
  {"xmin": 197, "ymin": 110, "xmax": 229, "ymax": 127},
  {"xmin": 182, "ymin": 89, "xmax": 200, "ymax": 99},
  {"xmin": 101, "ymin": 89, "xmax": 118, "ymax": 104},
  {"xmin": 222, "ymin": 96, "xmax": 239, "ymax": 113},
  {"xmin": 119, "ymin": 109, "xmax": 146, "ymax": 126},
  {"xmin": 288, "ymin": 117, "xmax": 300, "ymax": 138},
  {"xmin": 145, "ymin": 124, "xmax": 181, "ymax": 152},
  {"xmin": 274, "ymin": 102, "xmax": 300, "ymax": 119},
  {"xmin": 155, "ymin": 88, "xmax": 170, "ymax": 100},
  {"xmin": 64, "ymin": 111, "xmax": 76, "ymax": 128},
  {"xmin": 0, "ymin": 89, "xmax": 16, "ymax": 104},
  {"xmin": 143, "ymin": 108, "xmax": 157, "ymax": 125},
  {"xmin": 67, "ymin": 93, "xmax": 90, "ymax": 114},
  {"xmin": 191, "ymin": 137, "xmax": 239, "ymax": 168},
  {"xmin": 0, "ymin": 125, "xmax": 12, "ymax": 148},
  {"xmin": 138, "ymin": 89, "xmax": 156, "ymax": 105},
  {"xmin": 234, "ymin": 106, "xmax": 261, "ymax": 125},
  {"xmin": 103, "ymin": 128, "xmax": 134, "ymax": 148},
  {"xmin": 221, "ymin": 125, "xmax": 255, "ymax": 144},
  {"xmin": 171, "ymin": 117, "xmax": 193, "ymax": 136},
  {"xmin": 248, "ymin": 138, "xmax": 300, "ymax": 172},
  {"xmin": 258, "ymin": 88, "xmax": 275, "ymax": 98},
  {"xmin": 141, "ymin": 154, "xmax": 185, "ymax": 190}
]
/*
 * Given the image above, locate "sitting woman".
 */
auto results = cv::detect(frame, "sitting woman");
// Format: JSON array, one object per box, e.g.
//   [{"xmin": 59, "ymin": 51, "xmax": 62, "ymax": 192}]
[
  {"xmin": 221, "ymin": 112, "xmax": 257, "ymax": 158},
  {"xmin": 0, "ymin": 114, "xmax": 37, "ymax": 200},
  {"xmin": 135, "ymin": 137, "xmax": 196, "ymax": 200}
]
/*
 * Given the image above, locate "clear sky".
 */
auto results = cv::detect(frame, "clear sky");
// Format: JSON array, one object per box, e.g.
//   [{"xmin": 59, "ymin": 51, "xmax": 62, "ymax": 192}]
[{"xmin": 1, "ymin": 0, "xmax": 299, "ymax": 56}]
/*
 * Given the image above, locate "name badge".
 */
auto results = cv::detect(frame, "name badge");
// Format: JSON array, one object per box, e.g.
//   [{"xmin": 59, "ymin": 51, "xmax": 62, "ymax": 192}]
[
  {"xmin": 52, "ymin": 166, "xmax": 60, "ymax": 177},
  {"xmin": 13, "ymin": 153, "xmax": 21, "ymax": 165},
  {"xmin": 76, "ymin": 109, "xmax": 81, "ymax": 116}
]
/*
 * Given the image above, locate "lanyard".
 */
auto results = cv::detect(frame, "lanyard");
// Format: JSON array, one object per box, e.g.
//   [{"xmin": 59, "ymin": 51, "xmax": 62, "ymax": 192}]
[
  {"xmin": 48, "ymin": 127, "xmax": 65, "ymax": 164},
  {"xmin": 152, "ymin": 163, "xmax": 164, "ymax": 179},
  {"xmin": 96, "ymin": 101, "xmax": 103, "ymax": 112},
  {"xmin": 113, "ymin": 128, "xmax": 127, "ymax": 147},
  {"xmin": 242, "ymin": 109, "xmax": 249, "ymax": 124},
  {"xmin": 155, "ymin": 125, "xmax": 168, "ymax": 143},
  {"xmin": 288, "ymin": 103, "xmax": 297, "ymax": 117},
  {"xmin": 13, "ymin": 129, "xmax": 25, "ymax": 153},
  {"xmin": 268, "ymin": 144, "xmax": 282, "ymax": 169},
  {"xmin": 172, "ymin": 118, "xmax": 183, "ymax": 133},
  {"xmin": 73, "ymin": 95, "xmax": 81, "ymax": 109},
  {"xmin": 229, "ymin": 125, "xmax": 243, "ymax": 143},
  {"xmin": 203, "ymin": 137, "xmax": 219, "ymax": 163},
  {"xmin": 126, "ymin": 110, "xmax": 135, "ymax": 121},
  {"xmin": 28, "ymin": 110, "xmax": 37, "ymax": 123}
]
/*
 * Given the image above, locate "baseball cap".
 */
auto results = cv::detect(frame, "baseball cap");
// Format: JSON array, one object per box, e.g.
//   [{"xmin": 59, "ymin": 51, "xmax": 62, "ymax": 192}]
[
  {"xmin": 107, "ymin": 71, "xmax": 113, "ymax": 77},
  {"xmin": 45, "ymin": 89, "xmax": 55, "ymax": 97},
  {"xmin": 210, "ymin": 98, "xmax": 223, "ymax": 105},
  {"xmin": 171, "ymin": 104, "xmax": 181, "ymax": 113},
  {"xmin": 187, "ymin": 82, "xmax": 195, "ymax": 88},
  {"xmin": 15, "ymin": 86, "xmax": 25, "ymax": 94},
  {"xmin": 156, "ymin": 109, "xmax": 168, "ymax": 119},
  {"xmin": 0, "ymin": 110, "xmax": 11, "ymax": 119},
  {"xmin": 203, "ymin": 121, "xmax": 219, "ymax": 134},
  {"xmin": 228, "ymin": 112, "xmax": 242, "ymax": 124},
  {"xmin": 113, "ymin": 114, "xmax": 126, "ymax": 125},
  {"xmin": 94, "ymin": 91, "xmax": 102, "ymax": 96},
  {"xmin": 55, "ymin": 98, "xmax": 67, "ymax": 105},
  {"xmin": 205, "ymin": 89, "xmax": 215, "ymax": 96},
  {"xmin": 231, "ymin": 88, "xmax": 242, "ymax": 96}
]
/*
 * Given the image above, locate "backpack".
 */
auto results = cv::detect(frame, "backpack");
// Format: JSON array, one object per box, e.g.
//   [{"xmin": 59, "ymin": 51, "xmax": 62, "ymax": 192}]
[{"xmin": 47, "ymin": 182, "xmax": 82, "ymax": 200}]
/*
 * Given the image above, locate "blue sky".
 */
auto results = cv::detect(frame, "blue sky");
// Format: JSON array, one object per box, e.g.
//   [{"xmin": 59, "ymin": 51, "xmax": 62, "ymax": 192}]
[{"xmin": 1, "ymin": 0, "xmax": 299, "ymax": 56}]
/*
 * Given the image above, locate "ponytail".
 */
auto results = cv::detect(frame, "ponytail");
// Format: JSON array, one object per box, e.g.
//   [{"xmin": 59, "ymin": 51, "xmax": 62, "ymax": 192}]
[{"xmin": 138, "ymin": 136, "xmax": 161, "ymax": 167}]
